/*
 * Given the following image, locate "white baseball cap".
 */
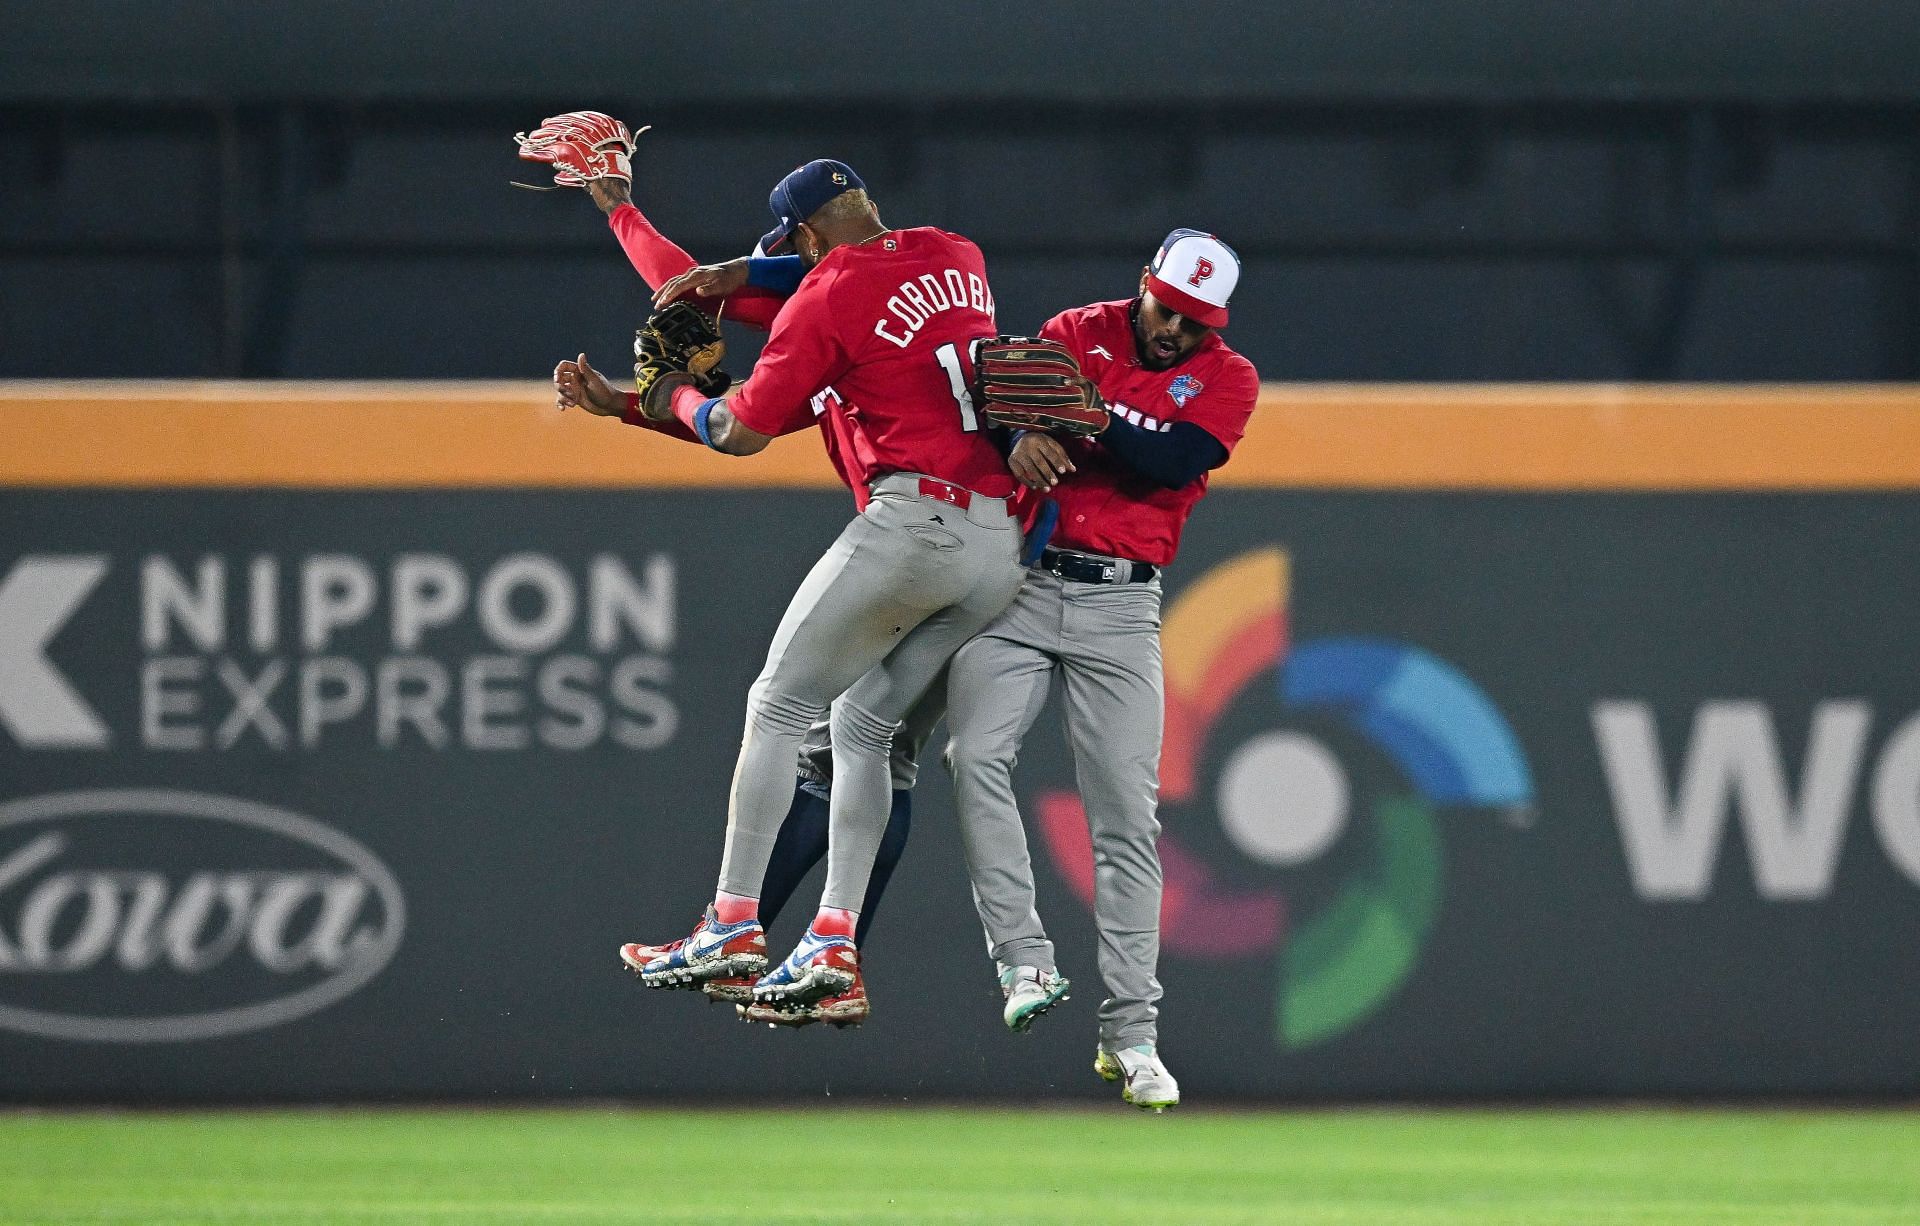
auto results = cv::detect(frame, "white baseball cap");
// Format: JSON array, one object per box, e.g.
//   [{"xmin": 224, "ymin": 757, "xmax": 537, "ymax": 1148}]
[{"xmin": 1145, "ymin": 228, "xmax": 1240, "ymax": 327}]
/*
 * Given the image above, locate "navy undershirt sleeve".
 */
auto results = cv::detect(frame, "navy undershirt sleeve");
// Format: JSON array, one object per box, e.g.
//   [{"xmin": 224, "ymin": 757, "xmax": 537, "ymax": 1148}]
[
  {"xmin": 1097, "ymin": 416, "xmax": 1229, "ymax": 488},
  {"xmin": 746, "ymin": 255, "xmax": 807, "ymax": 293}
]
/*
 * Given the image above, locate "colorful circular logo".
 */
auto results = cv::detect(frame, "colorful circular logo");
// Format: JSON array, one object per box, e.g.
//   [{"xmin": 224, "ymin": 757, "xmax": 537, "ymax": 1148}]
[{"xmin": 1035, "ymin": 549, "xmax": 1534, "ymax": 1048}]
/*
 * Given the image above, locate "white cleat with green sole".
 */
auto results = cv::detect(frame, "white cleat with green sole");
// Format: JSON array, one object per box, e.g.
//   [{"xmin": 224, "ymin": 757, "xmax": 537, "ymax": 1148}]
[
  {"xmin": 999, "ymin": 964, "xmax": 1071, "ymax": 1033},
  {"xmin": 1095, "ymin": 1044, "xmax": 1180, "ymax": 1112}
]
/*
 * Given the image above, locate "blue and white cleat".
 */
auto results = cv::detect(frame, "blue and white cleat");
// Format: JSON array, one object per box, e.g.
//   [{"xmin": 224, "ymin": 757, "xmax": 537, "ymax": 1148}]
[
  {"xmin": 638, "ymin": 907, "xmax": 768, "ymax": 990},
  {"xmin": 1094, "ymin": 1044, "xmax": 1180, "ymax": 1112},
  {"xmin": 753, "ymin": 929, "xmax": 859, "ymax": 1007},
  {"xmin": 999, "ymin": 964, "xmax": 1070, "ymax": 1033}
]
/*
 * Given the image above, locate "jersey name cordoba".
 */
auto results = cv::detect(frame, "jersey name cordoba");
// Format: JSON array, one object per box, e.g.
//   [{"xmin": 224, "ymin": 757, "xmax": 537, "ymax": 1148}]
[{"xmin": 873, "ymin": 270, "xmax": 997, "ymax": 348}]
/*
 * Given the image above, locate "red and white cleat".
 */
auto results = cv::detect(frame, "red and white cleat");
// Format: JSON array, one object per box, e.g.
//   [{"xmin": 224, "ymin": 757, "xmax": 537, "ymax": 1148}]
[
  {"xmin": 621, "ymin": 934, "xmax": 755, "ymax": 1004},
  {"xmin": 752, "ymin": 929, "xmax": 858, "ymax": 1007},
  {"xmin": 631, "ymin": 907, "xmax": 769, "ymax": 990},
  {"xmin": 619, "ymin": 938, "xmax": 684, "ymax": 975}
]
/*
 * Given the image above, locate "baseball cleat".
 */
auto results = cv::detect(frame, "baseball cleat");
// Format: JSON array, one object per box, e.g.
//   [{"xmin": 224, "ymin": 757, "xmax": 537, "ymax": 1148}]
[
  {"xmin": 700, "ymin": 977, "xmax": 756, "ymax": 1004},
  {"xmin": 999, "ymin": 964, "xmax": 1071, "ymax": 1033},
  {"xmin": 752, "ymin": 928, "xmax": 859, "ymax": 1007},
  {"xmin": 737, "ymin": 966, "xmax": 871, "ymax": 1030},
  {"xmin": 619, "ymin": 937, "xmax": 683, "ymax": 975},
  {"xmin": 636, "ymin": 907, "xmax": 768, "ymax": 990},
  {"xmin": 620, "ymin": 941, "xmax": 753, "ymax": 1003},
  {"xmin": 1094, "ymin": 1044, "xmax": 1180, "ymax": 1112}
]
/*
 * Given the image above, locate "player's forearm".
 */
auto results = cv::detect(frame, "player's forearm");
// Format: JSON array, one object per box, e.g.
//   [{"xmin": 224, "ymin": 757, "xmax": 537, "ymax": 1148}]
[
  {"xmin": 1097, "ymin": 418, "xmax": 1226, "ymax": 488},
  {"xmin": 606, "ymin": 201, "xmax": 701, "ymax": 288},
  {"xmin": 620, "ymin": 392, "xmax": 703, "ymax": 443},
  {"xmin": 607, "ymin": 205, "xmax": 788, "ymax": 331},
  {"xmin": 702, "ymin": 398, "xmax": 772, "ymax": 455},
  {"xmin": 648, "ymin": 380, "xmax": 770, "ymax": 455}
]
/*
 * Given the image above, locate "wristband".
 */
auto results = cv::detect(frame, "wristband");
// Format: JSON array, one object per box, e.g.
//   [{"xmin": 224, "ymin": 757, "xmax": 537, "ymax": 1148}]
[
  {"xmin": 694, "ymin": 398, "xmax": 723, "ymax": 449},
  {"xmin": 746, "ymin": 254, "xmax": 807, "ymax": 293},
  {"xmin": 668, "ymin": 380, "xmax": 726, "ymax": 448}
]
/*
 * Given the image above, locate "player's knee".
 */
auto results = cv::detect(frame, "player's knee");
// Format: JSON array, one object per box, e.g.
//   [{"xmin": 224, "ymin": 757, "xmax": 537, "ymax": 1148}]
[
  {"xmin": 830, "ymin": 699, "xmax": 899, "ymax": 756},
  {"xmin": 1092, "ymin": 818, "xmax": 1163, "ymax": 867},
  {"xmin": 944, "ymin": 732, "xmax": 1015, "ymax": 780},
  {"xmin": 746, "ymin": 684, "xmax": 824, "ymax": 739}
]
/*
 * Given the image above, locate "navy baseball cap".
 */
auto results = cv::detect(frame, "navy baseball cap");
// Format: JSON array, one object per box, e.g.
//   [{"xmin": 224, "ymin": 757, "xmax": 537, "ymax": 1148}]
[{"xmin": 761, "ymin": 159, "xmax": 865, "ymax": 252}]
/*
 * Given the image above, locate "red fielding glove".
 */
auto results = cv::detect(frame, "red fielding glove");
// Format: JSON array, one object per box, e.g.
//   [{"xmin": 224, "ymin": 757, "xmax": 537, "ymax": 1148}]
[
  {"xmin": 537, "ymin": 110, "xmax": 633, "ymax": 151},
  {"xmin": 515, "ymin": 135, "xmax": 628, "ymax": 188},
  {"xmin": 512, "ymin": 111, "xmax": 646, "ymax": 189}
]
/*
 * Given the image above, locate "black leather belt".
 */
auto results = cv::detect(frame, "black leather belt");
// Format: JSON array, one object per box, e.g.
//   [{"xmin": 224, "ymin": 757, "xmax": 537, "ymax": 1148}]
[{"xmin": 1039, "ymin": 547, "xmax": 1158, "ymax": 585}]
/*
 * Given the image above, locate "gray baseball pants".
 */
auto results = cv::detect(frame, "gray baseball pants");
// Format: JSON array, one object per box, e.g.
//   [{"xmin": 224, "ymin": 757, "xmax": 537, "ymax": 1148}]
[
  {"xmin": 798, "ymin": 676, "xmax": 946, "ymax": 792},
  {"xmin": 716, "ymin": 475, "xmax": 1026, "ymax": 915},
  {"xmin": 943, "ymin": 566, "xmax": 1166, "ymax": 1049}
]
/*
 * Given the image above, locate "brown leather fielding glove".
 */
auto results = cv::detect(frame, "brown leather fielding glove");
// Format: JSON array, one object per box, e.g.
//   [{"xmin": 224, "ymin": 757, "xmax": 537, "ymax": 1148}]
[{"xmin": 974, "ymin": 336, "xmax": 1109, "ymax": 436}]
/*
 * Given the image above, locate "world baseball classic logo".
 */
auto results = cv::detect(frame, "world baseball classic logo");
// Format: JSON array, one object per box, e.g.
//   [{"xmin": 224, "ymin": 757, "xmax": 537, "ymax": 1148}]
[{"xmin": 1036, "ymin": 549, "xmax": 1534, "ymax": 1048}]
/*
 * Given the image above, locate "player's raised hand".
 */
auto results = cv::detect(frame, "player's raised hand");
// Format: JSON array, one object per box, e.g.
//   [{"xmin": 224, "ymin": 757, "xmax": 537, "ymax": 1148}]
[
  {"xmin": 554, "ymin": 353, "xmax": 621, "ymax": 416},
  {"xmin": 655, "ymin": 258, "xmax": 751, "ymax": 308},
  {"xmin": 1009, "ymin": 431, "xmax": 1076, "ymax": 491}
]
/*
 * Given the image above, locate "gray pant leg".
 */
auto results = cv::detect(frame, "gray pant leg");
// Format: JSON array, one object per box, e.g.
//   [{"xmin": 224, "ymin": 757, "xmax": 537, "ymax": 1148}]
[
  {"xmin": 718, "ymin": 500, "xmax": 983, "ymax": 898},
  {"xmin": 887, "ymin": 679, "xmax": 949, "ymax": 791},
  {"xmin": 1059, "ymin": 584, "xmax": 1166, "ymax": 1049},
  {"xmin": 822, "ymin": 528, "xmax": 1024, "ymax": 912},
  {"xmin": 944, "ymin": 581, "xmax": 1060, "ymax": 973},
  {"xmin": 797, "ymin": 676, "xmax": 946, "ymax": 792}
]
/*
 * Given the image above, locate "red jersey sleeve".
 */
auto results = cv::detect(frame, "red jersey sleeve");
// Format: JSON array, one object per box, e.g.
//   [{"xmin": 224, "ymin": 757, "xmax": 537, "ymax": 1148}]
[
  {"xmin": 1181, "ymin": 354, "xmax": 1261, "ymax": 454},
  {"xmin": 606, "ymin": 203, "xmax": 785, "ymax": 332},
  {"xmin": 725, "ymin": 268, "xmax": 854, "ymax": 438},
  {"xmin": 607, "ymin": 203, "xmax": 695, "ymax": 288}
]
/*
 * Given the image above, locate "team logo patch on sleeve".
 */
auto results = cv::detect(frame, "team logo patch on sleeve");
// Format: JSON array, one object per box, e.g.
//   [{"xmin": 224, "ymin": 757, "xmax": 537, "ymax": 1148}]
[{"xmin": 1168, "ymin": 373, "xmax": 1204, "ymax": 407}]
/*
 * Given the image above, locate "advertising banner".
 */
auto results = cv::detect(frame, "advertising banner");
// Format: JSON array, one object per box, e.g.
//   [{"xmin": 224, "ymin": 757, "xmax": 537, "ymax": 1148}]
[{"xmin": 4, "ymin": 479, "xmax": 1918, "ymax": 1101}]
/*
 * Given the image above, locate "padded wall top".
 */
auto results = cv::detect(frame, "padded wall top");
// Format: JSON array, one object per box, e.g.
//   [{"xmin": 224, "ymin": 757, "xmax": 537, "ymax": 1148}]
[{"xmin": 5, "ymin": 1, "xmax": 1918, "ymax": 106}]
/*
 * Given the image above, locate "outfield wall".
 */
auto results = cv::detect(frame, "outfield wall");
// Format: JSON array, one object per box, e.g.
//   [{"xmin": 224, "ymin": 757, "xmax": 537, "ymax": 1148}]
[{"xmin": 2, "ymin": 383, "xmax": 1918, "ymax": 1102}]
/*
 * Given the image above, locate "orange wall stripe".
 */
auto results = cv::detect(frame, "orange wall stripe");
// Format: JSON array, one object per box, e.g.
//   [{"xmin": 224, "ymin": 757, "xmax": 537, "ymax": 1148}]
[
  {"xmin": 0, "ymin": 382, "xmax": 832, "ymax": 490},
  {"xmin": 1233, "ymin": 384, "xmax": 1920, "ymax": 491},
  {"xmin": 4, "ymin": 381, "xmax": 1920, "ymax": 491}
]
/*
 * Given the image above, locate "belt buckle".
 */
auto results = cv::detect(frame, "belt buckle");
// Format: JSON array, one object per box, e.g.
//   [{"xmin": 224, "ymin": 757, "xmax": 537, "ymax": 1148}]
[{"xmin": 1100, "ymin": 563, "xmax": 1117, "ymax": 583}]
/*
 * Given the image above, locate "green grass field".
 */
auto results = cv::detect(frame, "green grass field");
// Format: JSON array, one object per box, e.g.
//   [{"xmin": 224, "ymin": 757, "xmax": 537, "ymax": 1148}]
[{"xmin": 1, "ymin": 1106, "xmax": 1915, "ymax": 1225}]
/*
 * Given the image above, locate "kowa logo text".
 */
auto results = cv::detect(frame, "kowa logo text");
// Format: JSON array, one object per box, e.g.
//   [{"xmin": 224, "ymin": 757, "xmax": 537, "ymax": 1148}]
[
  {"xmin": 0, "ymin": 790, "xmax": 404, "ymax": 1042},
  {"xmin": 0, "ymin": 553, "xmax": 678, "ymax": 752}
]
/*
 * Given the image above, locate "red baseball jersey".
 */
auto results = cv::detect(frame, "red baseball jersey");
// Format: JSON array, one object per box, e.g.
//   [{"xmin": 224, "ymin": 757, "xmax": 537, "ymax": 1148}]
[
  {"xmin": 1040, "ymin": 299, "xmax": 1260, "ymax": 565},
  {"xmin": 727, "ymin": 227, "xmax": 1015, "ymax": 505}
]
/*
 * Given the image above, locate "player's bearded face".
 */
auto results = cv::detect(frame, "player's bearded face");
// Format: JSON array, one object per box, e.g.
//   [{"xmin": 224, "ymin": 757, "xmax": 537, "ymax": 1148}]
[{"xmin": 1133, "ymin": 290, "xmax": 1210, "ymax": 370}]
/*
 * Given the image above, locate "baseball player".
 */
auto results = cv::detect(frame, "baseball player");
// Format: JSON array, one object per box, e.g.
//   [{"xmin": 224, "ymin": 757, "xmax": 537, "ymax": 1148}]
[
  {"xmin": 654, "ymin": 230, "xmax": 1259, "ymax": 1112},
  {"xmin": 939, "ymin": 230, "xmax": 1260, "ymax": 1109},
  {"xmin": 515, "ymin": 112, "xmax": 926, "ymax": 1027},
  {"xmin": 533, "ymin": 129, "xmax": 1029, "ymax": 1014}
]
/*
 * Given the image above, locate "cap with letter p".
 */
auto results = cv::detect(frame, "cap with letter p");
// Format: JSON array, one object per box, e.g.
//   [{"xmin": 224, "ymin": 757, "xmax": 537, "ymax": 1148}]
[
  {"xmin": 762, "ymin": 158, "xmax": 865, "ymax": 253},
  {"xmin": 1145, "ymin": 228, "xmax": 1240, "ymax": 328}
]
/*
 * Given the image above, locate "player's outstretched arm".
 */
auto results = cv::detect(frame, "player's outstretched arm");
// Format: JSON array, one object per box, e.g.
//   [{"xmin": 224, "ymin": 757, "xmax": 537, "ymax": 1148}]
[
  {"xmin": 590, "ymin": 179, "xmax": 791, "ymax": 332},
  {"xmin": 631, "ymin": 376, "xmax": 773, "ymax": 456},
  {"xmin": 552, "ymin": 352, "xmax": 704, "ymax": 443},
  {"xmin": 516, "ymin": 111, "xmax": 788, "ymax": 331}
]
